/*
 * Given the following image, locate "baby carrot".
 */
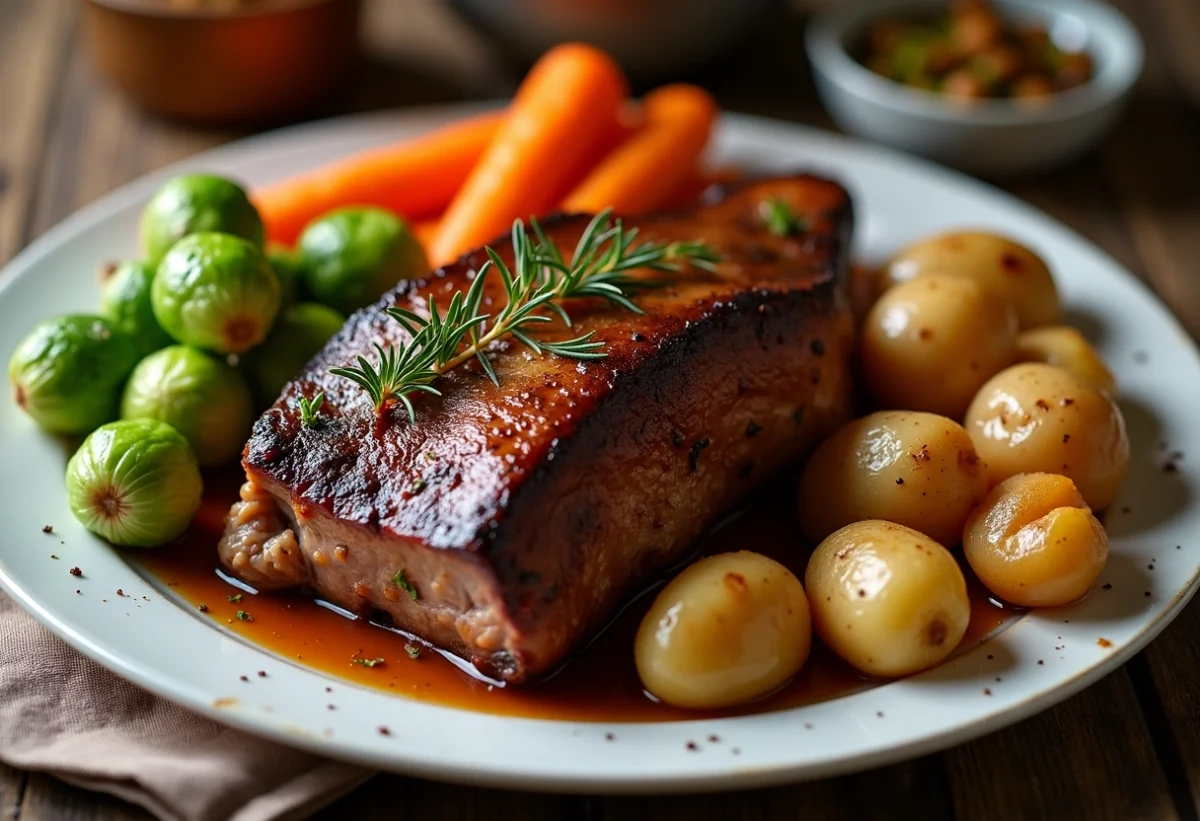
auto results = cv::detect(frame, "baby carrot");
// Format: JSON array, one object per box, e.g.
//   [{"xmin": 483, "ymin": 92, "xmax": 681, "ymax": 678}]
[
  {"xmin": 427, "ymin": 43, "xmax": 628, "ymax": 266},
  {"xmin": 410, "ymin": 217, "xmax": 440, "ymax": 251},
  {"xmin": 561, "ymin": 84, "xmax": 718, "ymax": 216},
  {"xmin": 253, "ymin": 111, "xmax": 505, "ymax": 246}
]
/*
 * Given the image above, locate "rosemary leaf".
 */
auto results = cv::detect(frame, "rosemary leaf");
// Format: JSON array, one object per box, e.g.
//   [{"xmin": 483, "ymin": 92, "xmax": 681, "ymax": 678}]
[{"xmin": 332, "ymin": 211, "xmax": 719, "ymax": 417}]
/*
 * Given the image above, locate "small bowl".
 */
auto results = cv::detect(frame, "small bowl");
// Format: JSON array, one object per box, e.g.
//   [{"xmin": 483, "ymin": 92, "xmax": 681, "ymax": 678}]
[
  {"xmin": 83, "ymin": 0, "xmax": 362, "ymax": 125},
  {"xmin": 447, "ymin": 0, "xmax": 786, "ymax": 80},
  {"xmin": 805, "ymin": 0, "xmax": 1144, "ymax": 177}
]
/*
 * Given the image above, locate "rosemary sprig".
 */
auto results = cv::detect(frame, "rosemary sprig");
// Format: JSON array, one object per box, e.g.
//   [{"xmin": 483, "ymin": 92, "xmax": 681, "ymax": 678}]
[
  {"xmin": 298, "ymin": 392, "xmax": 324, "ymax": 428},
  {"xmin": 331, "ymin": 210, "xmax": 719, "ymax": 419},
  {"xmin": 760, "ymin": 197, "xmax": 807, "ymax": 237}
]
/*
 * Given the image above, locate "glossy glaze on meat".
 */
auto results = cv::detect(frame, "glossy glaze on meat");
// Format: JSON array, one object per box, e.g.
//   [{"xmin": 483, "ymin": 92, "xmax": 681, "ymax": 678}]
[{"xmin": 223, "ymin": 175, "xmax": 856, "ymax": 683}]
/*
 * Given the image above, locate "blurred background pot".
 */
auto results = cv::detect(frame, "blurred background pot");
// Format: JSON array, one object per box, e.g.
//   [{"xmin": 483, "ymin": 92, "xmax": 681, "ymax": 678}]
[{"xmin": 83, "ymin": 0, "xmax": 363, "ymax": 125}]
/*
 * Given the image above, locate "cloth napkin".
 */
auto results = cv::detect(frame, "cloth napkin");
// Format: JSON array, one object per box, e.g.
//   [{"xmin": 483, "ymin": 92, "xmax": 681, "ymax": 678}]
[{"xmin": 0, "ymin": 592, "xmax": 373, "ymax": 821}]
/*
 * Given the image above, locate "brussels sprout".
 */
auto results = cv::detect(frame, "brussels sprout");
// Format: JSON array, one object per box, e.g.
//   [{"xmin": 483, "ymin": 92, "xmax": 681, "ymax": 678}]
[
  {"xmin": 266, "ymin": 244, "xmax": 302, "ymax": 307},
  {"xmin": 152, "ymin": 232, "xmax": 281, "ymax": 355},
  {"xmin": 297, "ymin": 207, "xmax": 428, "ymax": 314},
  {"xmin": 121, "ymin": 345, "xmax": 255, "ymax": 467},
  {"xmin": 243, "ymin": 302, "xmax": 344, "ymax": 407},
  {"xmin": 66, "ymin": 418, "xmax": 202, "ymax": 548},
  {"xmin": 99, "ymin": 261, "xmax": 173, "ymax": 356},
  {"xmin": 140, "ymin": 174, "xmax": 264, "ymax": 266},
  {"xmin": 8, "ymin": 315, "xmax": 139, "ymax": 435}
]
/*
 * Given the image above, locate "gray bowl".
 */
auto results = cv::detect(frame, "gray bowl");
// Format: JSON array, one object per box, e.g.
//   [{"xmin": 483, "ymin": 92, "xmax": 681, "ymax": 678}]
[
  {"xmin": 805, "ymin": 0, "xmax": 1144, "ymax": 177},
  {"xmin": 449, "ymin": 0, "xmax": 783, "ymax": 79}
]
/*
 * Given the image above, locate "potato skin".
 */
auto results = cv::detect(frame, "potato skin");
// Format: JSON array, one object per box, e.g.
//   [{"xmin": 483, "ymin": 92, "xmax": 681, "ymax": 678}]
[
  {"xmin": 806, "ymin": 520, "xmax": 970, "ymax": 677},
  {"xmin": 963, "ymin": 473, "xmax": 1108, "ymax": 607},
  {"xmin": 798, "ymin": 411, "xmax": 989, "ymax": 546},
  {"xmin": 964, "ymin": 363, "xmax": 1129, "ymax": 510},
  {"xmin": 1014, "ymin": 326, "xmax": 1116, "ymax": 396},
  {"xmin": 884, "ymin": 231, "xmax": 1060, "ymax": 328},
  {"xmin": 634, "ymin": 552, "xmax": 811, "ymax": 709},
  {"xmin": 861, "ymin": 273, "xmax": 1018, "ymax": 418}
]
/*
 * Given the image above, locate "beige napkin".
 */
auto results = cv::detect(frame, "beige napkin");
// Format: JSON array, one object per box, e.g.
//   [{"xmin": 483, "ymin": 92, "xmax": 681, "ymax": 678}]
[{"xmin": 0, "ymin": 592, "xmax": 374, "ymax": 821}]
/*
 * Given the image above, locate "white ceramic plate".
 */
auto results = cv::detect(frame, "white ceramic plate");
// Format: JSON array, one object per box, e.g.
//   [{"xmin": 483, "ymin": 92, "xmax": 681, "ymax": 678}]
[{"xmin": 1, "ymin": 106, "xmax": 1197, "ymax": 792}]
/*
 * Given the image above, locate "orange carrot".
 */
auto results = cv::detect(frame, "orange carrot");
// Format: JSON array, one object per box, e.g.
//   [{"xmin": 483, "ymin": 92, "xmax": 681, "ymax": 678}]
[
  {"xmin": 411, "ymin": 217, "xmax": 440, "ymax": 251},
  {"xmin": 428, "ymin": 44, "xmax": 628, "ymax": 266},
  {"xmin": 561, "ymin": 84, "xmax": 718, "ymax": 216},
  {"xmin": 662, "ymin": 166, "xmax": 743, "ymax": 211},
  {"xmin": 254, "ymin": 111, "xmax": 505, "ymax": 246}
]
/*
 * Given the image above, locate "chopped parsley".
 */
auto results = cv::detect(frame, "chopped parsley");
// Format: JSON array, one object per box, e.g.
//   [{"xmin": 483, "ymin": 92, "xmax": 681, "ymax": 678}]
[
  {"xmin": 298, "ymin": 392, "xmax": 325, "ymax": 428},
  {"xmin": 409, "ymin": 479, "xmax": 427, "ymax": 495},
  {"xmin": 353, "ymin": 654, "xmax": 385, "ymax": 668},
  {"xmin": 760, "ymin": 197, "xmax": 807, "ymax": 237},
  {"xmin": 235, "ymin": 610, "xmax": 253, "ymax": 622},
  {"xmin": 391, "ymin": 569, "xmax": 418, "ymax": 600},
  {"xmin": 404, "ymin": 644, "xmax": 422, "ymax": 660},
  {"xmin": 226, "ymin": 593, "xmax": 243, "ymax": 603}
]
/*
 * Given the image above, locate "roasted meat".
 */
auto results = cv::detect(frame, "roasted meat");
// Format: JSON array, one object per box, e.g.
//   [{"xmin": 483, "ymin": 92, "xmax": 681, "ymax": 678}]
[{"xmin": 220, "ymin": 175, "xmax": 856, "ymax": 683}]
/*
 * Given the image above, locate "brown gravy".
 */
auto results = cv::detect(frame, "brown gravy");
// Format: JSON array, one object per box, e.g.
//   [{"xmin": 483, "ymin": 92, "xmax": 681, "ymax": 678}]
[{"xmin": 138, "ymin": 473, "xmax": 1015, "ymax": 722}]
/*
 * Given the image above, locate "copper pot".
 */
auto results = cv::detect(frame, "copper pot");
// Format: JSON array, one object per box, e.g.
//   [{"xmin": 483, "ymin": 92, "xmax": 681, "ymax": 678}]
[{"xmin": 83, "ymin": 0, "xmax": 362, "ymax": 125}]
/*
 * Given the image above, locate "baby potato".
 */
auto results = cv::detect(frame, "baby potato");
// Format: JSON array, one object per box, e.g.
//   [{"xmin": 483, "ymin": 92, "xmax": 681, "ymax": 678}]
[
  {"xmin": 861, "ymin": 273, "xmax": 1018, "ymax": 418},
  {"xmin": 884, "ymin": 231, "xmax": 1060, "ymax": 328},
  {"xmin": 1014, "ymin": 326, "xmax": 1116, "ymax": 396},
  {"xmin": 806, "ymin": 520, "xmax": 970, "ymax": 677},
  {"xmin": 964, "ymin": 363, "xmax": 1129, "ymax": 510},
  {"xmin": 798, "ymin": 411, "xmax": 989, "ymax": 546},
  {"xmin": 635, "ymin": 551, "xmax": 811, "ymax": 709},
  {"xmin": 964, "ymin": 473, "xmax": 1109, "ymax": 607}
]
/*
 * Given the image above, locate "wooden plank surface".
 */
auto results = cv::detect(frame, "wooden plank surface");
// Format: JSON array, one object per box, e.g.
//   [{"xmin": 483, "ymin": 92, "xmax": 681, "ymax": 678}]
[
  {"xmin": 0, "ymin": 0, "xmax": 74, "ymax": 263},
  {"xmin": 2, "ymin": 0, "xmax": 1200, "ymax": 819},
  {"xmin": 0, "ymin": 763, "xmax": 27, "ymax": 820}
]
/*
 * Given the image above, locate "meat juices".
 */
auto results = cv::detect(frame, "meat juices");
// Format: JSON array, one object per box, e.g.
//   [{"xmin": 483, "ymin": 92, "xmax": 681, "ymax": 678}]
[{"xmin": 221, "ymin": 175, "xmax": 856, "ymax": 683}]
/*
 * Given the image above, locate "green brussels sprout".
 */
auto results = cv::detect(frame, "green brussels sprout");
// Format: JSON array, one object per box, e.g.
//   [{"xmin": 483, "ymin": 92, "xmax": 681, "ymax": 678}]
[
  {"xmin": 121, "ymin": 345, "xmax": 255, "ymax": 467},
  {"xmin": 266, "ymin": 244, "xmax": 302, "ymax": 306},
  {"xmin": 140, "ymin": 174, "xmax": 264, "ymax": 266},
  {"xmin": 243, "ymin": 302, "xmax": 344, "ymax": 407},
  {"xmin": 152, "ymin": 232, "xmax": 281, "ymax": 355},
  {"xmin": 99, "ymin": 261, "xmax": 174, "ymax": 356},
  {"xmin": 8, "ymin": 315, "xmax": 139, "ymax": 435},
  {"xmin": 297, "ymin": 207, "xmax": 428, "ymax": 315},
  {"xmin": 66, "ymin": 418, "xmax": 202, "ymax": 548}
]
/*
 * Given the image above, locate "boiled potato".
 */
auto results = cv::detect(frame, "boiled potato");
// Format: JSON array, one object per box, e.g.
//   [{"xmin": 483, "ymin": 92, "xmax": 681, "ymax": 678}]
[
  {"xmin": 884, "ymin": 231, "xmax": 1060, "ymax": 328},
  {"xmin": 806, "ymin": 520, "xmax": 970, "ymax": 677},
  {"xmin": 964, "ymin": 473, "xmax": 1108, "ymax": 607},
  {"xmin": 861, "ymin": 273, "xmax": 1018, "ymax": 417},
  {"xmin": 964, "ymin": 363, "xmax": 1129, "ymax": 510},
  {"xmin": 1014, "ymin": 326, "xmax": 1116, "ymax": 396},
  {"xmin": 635, "ymin": 551, "xmax": 811, "ymax": 709},
  {"xmin": 797, "ymin": 411, "xmax": 989, "ymax": 546}
]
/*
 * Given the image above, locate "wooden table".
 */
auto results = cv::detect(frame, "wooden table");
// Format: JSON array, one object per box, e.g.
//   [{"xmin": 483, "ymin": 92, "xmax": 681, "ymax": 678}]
[{"xmin": 2, "ymin": 0, "xmax": 1199, "ymax": 818}]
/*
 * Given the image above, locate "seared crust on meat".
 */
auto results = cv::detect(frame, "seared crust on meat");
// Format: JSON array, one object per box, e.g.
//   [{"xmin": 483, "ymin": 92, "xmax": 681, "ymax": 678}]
[{"xmin": 232, "ymin": 174, "xmax": 855, "ymax": 682}]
